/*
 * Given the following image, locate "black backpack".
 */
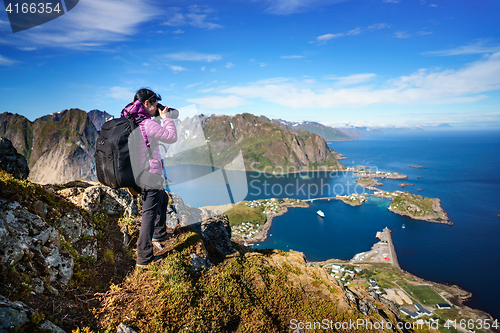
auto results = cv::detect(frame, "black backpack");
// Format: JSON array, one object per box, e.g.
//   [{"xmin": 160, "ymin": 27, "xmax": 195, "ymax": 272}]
[{"xmin": 95, "ymin": 117, "xmax": 141, "ymax": 191}]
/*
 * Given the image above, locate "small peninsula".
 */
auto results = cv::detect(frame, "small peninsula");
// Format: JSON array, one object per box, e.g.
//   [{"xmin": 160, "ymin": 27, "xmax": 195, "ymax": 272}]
[
  {"xmin": 219, "ymin": 198, "xmax": 309, "ymax": 243},
  {"xmin": 335, "ymin": 193, "xmax": 367, "ymax": 206}
]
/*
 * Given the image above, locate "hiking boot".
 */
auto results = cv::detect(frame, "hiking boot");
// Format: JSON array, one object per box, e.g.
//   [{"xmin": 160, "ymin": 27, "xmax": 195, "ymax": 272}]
[
  {"xmin": 152, "ymin": 234, "xmax": 171, "ymax": 242},
  {"xmin": 136, "ymin": 255, "xmax": 162, "ymax": 268}
]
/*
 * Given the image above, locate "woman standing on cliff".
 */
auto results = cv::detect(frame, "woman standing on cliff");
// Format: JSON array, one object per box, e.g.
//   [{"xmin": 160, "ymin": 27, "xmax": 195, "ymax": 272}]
[{"xmin": 122, "ymin": 88, "xmax": 178, "ymax": 267}]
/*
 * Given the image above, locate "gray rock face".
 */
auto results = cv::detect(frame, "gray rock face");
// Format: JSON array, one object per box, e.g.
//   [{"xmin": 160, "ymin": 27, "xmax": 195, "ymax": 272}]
[
  {"xmin": 168, "ymin": 193, "xmax": 221, "ymax": 229},
  {"xmin": 59, "ymin": 212, "xmax": 97, "ymax": 243},
  {"xmin": 0, "ymin": 199, "xmax": 74, "ymax": 285},
  {"xmin": 0, "ymin": 295, "xmax": 32, "ymax": 333},
  {"xmin": 0, "ymin": 307, "xmax": 29, "ymax": 332},
  {"xmin": 54, "ymin": 182, "xmax": 138, "ymax": 218},
  {"xmin": 200, "ymin": 214, "xmax": 235, "ymax": 258},
  {"xmin": 0, "ymin": 137, "xmax": 29, "ymax": 179}
]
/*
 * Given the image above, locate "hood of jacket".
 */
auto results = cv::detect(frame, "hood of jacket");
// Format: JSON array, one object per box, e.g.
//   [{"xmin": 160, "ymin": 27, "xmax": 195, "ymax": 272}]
[{"xmin": 121, "ymin": 100, "xmax": 151, "ymax": 122}]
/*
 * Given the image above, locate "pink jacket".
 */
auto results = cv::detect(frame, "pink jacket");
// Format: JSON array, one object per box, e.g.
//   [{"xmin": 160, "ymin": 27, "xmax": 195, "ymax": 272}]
[{"xmin": 122, "ymin": 100, "xmax": 177, "ymax": 175}]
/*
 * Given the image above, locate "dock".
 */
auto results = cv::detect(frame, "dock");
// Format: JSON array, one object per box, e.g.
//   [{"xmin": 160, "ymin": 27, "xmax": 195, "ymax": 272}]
[
  {"xmin": 351, "ymin": 227, "xmax": 400, "ymax": 269},
  {"xmin": 378, "ymin": 227, "xmax": 400, "ymax": 269}
]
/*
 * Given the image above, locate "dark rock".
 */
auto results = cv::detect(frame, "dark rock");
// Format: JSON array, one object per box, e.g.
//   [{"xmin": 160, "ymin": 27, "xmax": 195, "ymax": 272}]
[
  {"xmin": 37, "ymin": 320, "xmax": 66, "ymax": 333},
  {"xmin": 190, "ymin": 253, "xmax": 208, "ymax": 271},
  {"xmin": 0, "ymin": 307, "xmax": 29, "ymax": 332},
  {"xmin": 33, "ymin": 200, "xmax": 47, "ymax": 219},
  {"xmin": 0, "ymin": 137, "xmax": 29, "ymax": 179},
  {"xmin": 0, "ymin": 295, "xmax": 32, "ymax": 333},
  {"xmin": 197, "ymin": 214, "xmax": 235, "ymax": 263}
]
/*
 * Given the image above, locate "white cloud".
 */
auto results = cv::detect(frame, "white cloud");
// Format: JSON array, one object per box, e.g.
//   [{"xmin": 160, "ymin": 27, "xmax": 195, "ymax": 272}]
[
  {"xmin": 163, "ymin": 5, "xmax": 223, "ymax": 30},
  {"xmin": 18, "ymin": 47, "xmax": 37, "ymax": 51},
  {"xmin": 226, "ymin": 62, "xmax": 235, "ymax": 69},
  {"xmin": 382, "ymin": 0, "xmax": 400, "ymax": 3},
  {"xmin": 0, "ymin": 55, "xmax": 15, "ymax": 66},
  {"xmin": 326, "ymin": 73, "xmax": 377, "ymax": 86},
  {"xmin": 368, "ymin": 23, "xmax": 389, "ymax": 30},
  {"xmin": 172, "ymin": 29, "xmax": 185, "ymax": 34},
  {"xmin": 164, "ymin": 52, "xmax": 222, "ymax": 62},
  {"xmin": 317, "ymin": 33, "xmax": 344, "ymax": 42},
  {"xmin": 395, "ymin": 31, "xmax": 411, "ymax": 38},
  {"xmin": 347, "ymin": 27, "xmax": 362, "ymax": 36},
  {"xmin": 201, "ymin": 66, "xmax": 206, "ymax": 71},
  {"xmin": 170, "ymin": 65, "xmax": 187, "ymax": 73},
  {"xmin": 109, "ymin": 86, "xmax": 135, "ymax": 101},
  {"xmin": 186, "ymin": 95, "xmax": 250, "ymax": 109},
  {"xmin": 281, "ymin": 55, "xmax": 305, "ymax": 59},
  {"xmin": 425, "ymin": 40, "xmax": 500, "ymax": 56},
  {"xmin": 263, "ymin": 0, "xmax": 349, "ymax": 15},
  {"xmin": 0, "ymin": 0, "xmax": 160, "ymax": 49},
  {"xmin": 185, "ymin": 82, "xmax": 204, "ymax": 89},
  {"xmin": 217, "ymin": 52, "xmax": 500, "ymax": 108},
  {"xmin": 314, "ymin": 23, "xmax": 389, "ymax": 44},
  {"xmin": 416, "ymin": 31, "xmax": 433, "ymax": 36}
]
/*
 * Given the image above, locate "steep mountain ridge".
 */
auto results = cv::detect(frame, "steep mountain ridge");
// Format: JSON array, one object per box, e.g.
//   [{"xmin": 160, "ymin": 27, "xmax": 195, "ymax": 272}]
[
  {"xmin": 170, "ymin": 113, "xmax": 345, "ymax": 173},
  {"xmin": 0, "ymin": 109, "xmax": 98, "ymax": 184}
]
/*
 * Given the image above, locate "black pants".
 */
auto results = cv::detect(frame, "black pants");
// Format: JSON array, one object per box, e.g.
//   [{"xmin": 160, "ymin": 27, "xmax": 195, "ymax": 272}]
[{"xmin": 136, "ymin": 188, "xmax": 168, "ymax": 265}]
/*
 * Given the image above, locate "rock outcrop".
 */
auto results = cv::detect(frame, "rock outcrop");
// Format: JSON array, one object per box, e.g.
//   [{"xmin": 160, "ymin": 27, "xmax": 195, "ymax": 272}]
[{"xmin": 0, "ymin": 137, "xmax": 29, "ymax": 179}]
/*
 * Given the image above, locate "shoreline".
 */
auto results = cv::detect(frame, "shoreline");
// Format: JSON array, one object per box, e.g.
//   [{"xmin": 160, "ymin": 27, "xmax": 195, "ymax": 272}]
[
  {"xmin": 307, "ymin": 230, "xmax": 496, "ymax": 323},
  {"xmin": 231, "ymin": 200, "xmax": 309, "ymax": 244}
]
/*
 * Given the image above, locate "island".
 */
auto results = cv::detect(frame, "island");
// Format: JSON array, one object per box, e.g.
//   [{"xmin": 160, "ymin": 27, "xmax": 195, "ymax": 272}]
[
  {"xmin": 375, "ymin": 191, "xmax": 452, "ymax": 224},
  {"xmin": 409, "ymin": 165, "xmax": 426, "ymax": 169},
  {"xmin": 355, "ymin": 177, "xmax": 383, "ymax": 189},
  {"xmin": 399, "ymin": 183, "xmax": 414, "ymax": 187}
]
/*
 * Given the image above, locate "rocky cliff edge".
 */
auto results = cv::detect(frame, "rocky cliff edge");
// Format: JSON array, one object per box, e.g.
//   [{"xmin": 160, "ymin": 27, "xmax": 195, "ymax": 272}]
[{"xmin": 0, "ymin": 169, "xmax": 431, "ymax": 333}]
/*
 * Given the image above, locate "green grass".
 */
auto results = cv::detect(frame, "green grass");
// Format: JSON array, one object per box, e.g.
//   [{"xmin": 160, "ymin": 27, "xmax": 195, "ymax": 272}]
[
  {"xmin": 407, "ymin": 285, "xmax": 446, "ymax": 305},
  {"xmin": 225, "ymin": 202, "xmax": 267, "ymax": 227},
  {"xmin": 391, "ymin": 194, "xmax": 435, "ymax": 217}
]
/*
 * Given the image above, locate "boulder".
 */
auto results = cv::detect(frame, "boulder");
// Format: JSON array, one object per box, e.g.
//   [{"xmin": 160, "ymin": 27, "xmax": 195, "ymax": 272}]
[
  {"xmin": 0, "ymin": 137, "xmax": 29, "ymax": 179},
  {"xmin": 51, "ymin": 181, "xmax": 138, "ymax": 217}
]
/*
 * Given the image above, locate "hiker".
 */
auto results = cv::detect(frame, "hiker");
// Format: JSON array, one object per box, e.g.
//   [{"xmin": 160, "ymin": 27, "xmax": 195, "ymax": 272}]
[{"xmin": 121, "ymin": 88, "xmax": 178, "ymax": 267}]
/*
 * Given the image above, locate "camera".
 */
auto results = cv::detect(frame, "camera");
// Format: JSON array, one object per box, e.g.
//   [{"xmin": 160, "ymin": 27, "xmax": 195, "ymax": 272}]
[{"xmin": 155, "ymin": 103, "xmax": 179, "ymax": 119}]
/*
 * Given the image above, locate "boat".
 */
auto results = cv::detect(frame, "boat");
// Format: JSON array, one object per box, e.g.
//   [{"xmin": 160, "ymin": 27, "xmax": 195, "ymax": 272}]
[
  {"xmin": 317, "ymin": 210, "xmax": 325, "ymax": 218},
  {"xmin": 402, "ymin": 224, "xmax": 405, "ymax": 229}
]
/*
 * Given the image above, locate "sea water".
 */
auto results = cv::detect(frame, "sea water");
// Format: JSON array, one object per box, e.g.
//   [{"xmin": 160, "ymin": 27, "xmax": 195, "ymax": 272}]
[
  {"xmin": 165, "ymin": 129, "xmax": 500, "ymax": 319},
  {"xmin": 254, "ymin": 129, "xmax": 500, "ymax": 319}
]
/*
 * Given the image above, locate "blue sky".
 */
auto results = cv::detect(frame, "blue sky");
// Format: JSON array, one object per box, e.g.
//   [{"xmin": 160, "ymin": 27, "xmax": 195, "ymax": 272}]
[{"xmin": 1, "ymin": 0, "xmax": 500, "ymax": 127}]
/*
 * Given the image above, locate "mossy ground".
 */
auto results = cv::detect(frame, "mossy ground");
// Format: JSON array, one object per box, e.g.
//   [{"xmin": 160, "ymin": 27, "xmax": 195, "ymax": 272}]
[
  {"xmin": 95, "ymin": 240, "xmax": 400, "ymax": 333},
  {"xmin": 0, "ymin": 170, "xmax": 136, "ymax": 332}
]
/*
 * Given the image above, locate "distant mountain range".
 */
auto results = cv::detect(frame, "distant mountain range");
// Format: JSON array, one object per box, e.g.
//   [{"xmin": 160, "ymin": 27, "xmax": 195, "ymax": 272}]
[
  {"xmin": 1, "ymin": 110, "xmax": 347, "ymax": 184},
  {"xmin": 273, "ymin": 119, "xmax": 363, "ymax": 141}
]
